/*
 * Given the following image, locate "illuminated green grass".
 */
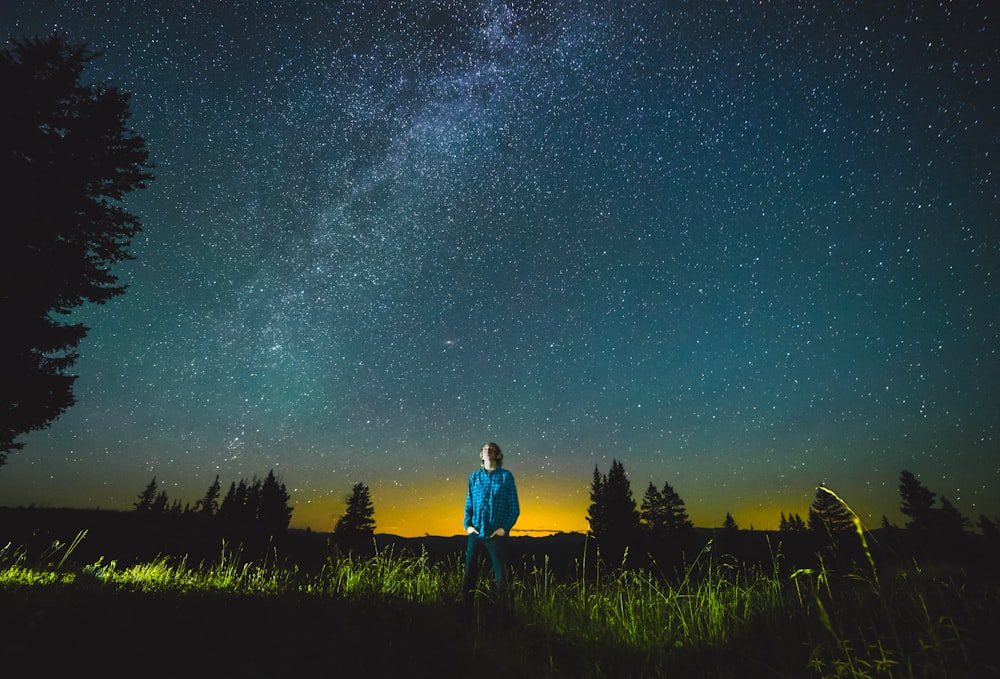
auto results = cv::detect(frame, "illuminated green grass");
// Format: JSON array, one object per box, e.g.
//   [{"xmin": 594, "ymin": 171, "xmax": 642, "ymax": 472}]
[{"xmin": 1, "ymin": 531, "xmax": 995, "ymax": 678}]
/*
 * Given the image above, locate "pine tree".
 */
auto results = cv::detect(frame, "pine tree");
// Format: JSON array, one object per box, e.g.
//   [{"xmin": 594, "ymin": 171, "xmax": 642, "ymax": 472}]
[
  {"xmin": 151, "ymin": 490, "xmax": 168, "ymax": 514},
  {"xmin": 722, "ymin": 512, "xmax": 738, "ymax": 533},
  {"xmin": 780, "ymin": 512, "xmax": 807, "ymax": 532},
  {"xmin": 808, "ymin": 485, "xmax": 854, "ymax": 540},
  {"xmin": 195, "ymin": 475, "xmax": 221, "ymax": 517},
  {"xmin": 334, "ymin": 482, "xmax": 375, "ymax": 542},
  {"xmin": 245, "ymin": 478, "xmax": 262, "ymax": 521},
  {"xmin": 0, "ymin": 35, "xmax": 152, "ymax": 463},
  {"xmin": 938, "ymin": 497, "xmax": 969, "ymax": 535},
  {"xmin": 978, "ymin": 515, "xmax": 999, "ymax": 543},
  {"xmin": 586, "ymin": 460, "xmax": 639, "ymax": 553},
  {"xmin": 259, "ymin": 469, "xmax": 293, "ymax": 534},
  {"xmin": 660, "ymin": 481, "xmax": 692, "ymax": 533},
  {"xmin": 218, "ymin": 481, "xmax": 242, "ymax": 521},
  {"xmin": 898, "ymin": 470, "xmax": 937, "ymax": 532},
  {"xmin": 134, "ymin": 477, "xmax": 158, "ymax": 512},
  {"xmin": 640, "ymin": 482, "xmax": 666, "ymax": 536},
  {"xmin": 586, "ymin": 465, "xmax": 607, "ymax": 538},
  {"xmin": 641, "ymin": 481, "xmax": 692, "ymax": 538}
]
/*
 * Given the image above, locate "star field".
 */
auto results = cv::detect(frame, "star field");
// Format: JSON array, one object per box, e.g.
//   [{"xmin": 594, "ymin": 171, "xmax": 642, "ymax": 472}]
[{"xmin": 1, "ymin": 1, "xmax": 997, "ymax": 536}]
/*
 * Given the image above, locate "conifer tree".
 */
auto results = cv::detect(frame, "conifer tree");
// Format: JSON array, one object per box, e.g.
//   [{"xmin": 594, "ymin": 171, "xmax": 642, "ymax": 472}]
[
  {"xmin": 639, "ymin": 482, "xmax": 666, "ymax": 536},
  {"xmin": 898, "ymin": 470, "xmax": 937, "ymax": 532},
  {"xmin": 779, "ymin": 512, "xmax": 807, "ymax": 532},
  {"xmin": 586, "ymin": 460, "xmax": 639, "ymax": 564},
  {"xmin": 151, "ymin": 490, "xmax": 168, "ymax": 514},
  {"xmin": 218, "ymin": 481, "xmax": 242, "ymax": 521},
  {"xmin": 334, "ymin": 482, "xmax": 375, "ymax": 542},
  {"xmin": 0, "ymin": 35, "xmax": 152, "ymax": 463},
  {"xmin": 938, "ymin": 496, "xmax": 969, "ymax": 535},
  {"xmin": 808, "ymin": 485, "xmax": 854, "ymax": 542},
  {"xmin": 586, "ymin": 465, "xmax": 607, "ymax": 537},
  {"xmin": 195, "ymin": 475, "xmax": 221, "ymax": 517},
  {"xmin": 640, "ymin": 480, "xmax": 692, "ymax": 539},
  {"xmin": 259, "ymin": 469, "xmax": 293, "ymax": 534},
  {"xmin": 134, "ymin": 477, "xmax": 158, "ymax": 512}
]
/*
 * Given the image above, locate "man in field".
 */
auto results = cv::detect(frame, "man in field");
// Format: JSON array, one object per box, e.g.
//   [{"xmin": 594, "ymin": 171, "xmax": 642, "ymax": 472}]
[{"xmin": 463, "ymin": 441, "xmax": 520, "ymax": 617}]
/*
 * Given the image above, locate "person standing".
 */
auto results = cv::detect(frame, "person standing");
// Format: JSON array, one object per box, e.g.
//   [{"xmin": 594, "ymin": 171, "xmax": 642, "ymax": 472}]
[{"xmin": 463, "ymin": 442, "xmax": 519, "ymax": 614}]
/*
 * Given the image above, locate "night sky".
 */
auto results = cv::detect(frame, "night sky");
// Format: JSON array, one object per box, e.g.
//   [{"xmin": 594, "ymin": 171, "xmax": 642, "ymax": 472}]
[{"xmin": 1, "ymin": 1, "xmax": 997, "ymax": 537}]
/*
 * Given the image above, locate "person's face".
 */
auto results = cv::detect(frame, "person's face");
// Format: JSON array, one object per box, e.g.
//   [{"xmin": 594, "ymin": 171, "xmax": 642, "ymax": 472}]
[{"xmin": 481, "ymin": 445, "xmax": 498, "ymax": 467}]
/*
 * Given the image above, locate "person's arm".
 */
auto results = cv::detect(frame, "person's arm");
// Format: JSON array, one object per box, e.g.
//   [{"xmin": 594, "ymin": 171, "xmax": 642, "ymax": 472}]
[
  {"xmin": 464, "ymin": 476, "xmax": 478, "ymax": 534},
  {"xmin": 491, "ymin": 471, "xmax": 519, "ymax": 537},
  {"xmin": 505, "ymin": 473, "xmax": 520, "ymax": 533}
]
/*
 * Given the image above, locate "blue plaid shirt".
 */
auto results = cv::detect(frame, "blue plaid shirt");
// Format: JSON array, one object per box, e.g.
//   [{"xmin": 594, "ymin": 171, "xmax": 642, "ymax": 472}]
[{"xmin": 464, "ymin": 467, "xmax": 519, "ymax": 536}]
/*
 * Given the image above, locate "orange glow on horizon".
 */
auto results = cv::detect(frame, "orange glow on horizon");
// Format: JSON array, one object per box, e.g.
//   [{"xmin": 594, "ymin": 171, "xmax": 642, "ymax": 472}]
[{"xmin": 291, "ymin": 477, "xmax": 593, "ymax": 538}]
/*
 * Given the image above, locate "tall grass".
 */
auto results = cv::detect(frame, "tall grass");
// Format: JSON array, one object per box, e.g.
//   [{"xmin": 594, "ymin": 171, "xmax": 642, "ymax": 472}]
[{"xmin": 1, "ymin": 527, "xmax": 995, "ymax": 678}]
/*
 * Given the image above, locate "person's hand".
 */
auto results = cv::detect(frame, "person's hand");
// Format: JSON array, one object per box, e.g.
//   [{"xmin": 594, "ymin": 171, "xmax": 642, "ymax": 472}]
[
  {"xmin": 490, "ymin": 527, "xmax": 506, "ymax": 537},
  {"xmin": 467, "ymin": 526, "xmax": 478, "ymax": 535}
]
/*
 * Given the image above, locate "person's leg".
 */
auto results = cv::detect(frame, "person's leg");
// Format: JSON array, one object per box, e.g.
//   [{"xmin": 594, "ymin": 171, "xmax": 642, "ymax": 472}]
[
  {"xmin": 462, "ymin": 534, "xmax": 479, "ymax": 613},
  {"xmin": 484, "ymin": 536, "xmax": 509, "ymax": 588},
  {"xmin": 483, "ymin": 536, "xmax": 512, "ymax": 622}
]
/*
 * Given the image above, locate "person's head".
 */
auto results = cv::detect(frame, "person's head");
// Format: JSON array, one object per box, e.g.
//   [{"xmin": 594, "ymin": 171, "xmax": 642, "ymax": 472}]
[{"xmin": 480, "ymin": 442, "xmax": 503, "ymax": 468}]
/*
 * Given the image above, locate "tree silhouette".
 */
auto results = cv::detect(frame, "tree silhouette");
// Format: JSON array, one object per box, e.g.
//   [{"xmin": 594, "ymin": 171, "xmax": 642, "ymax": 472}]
[
  {"xmin": 586, "ymin": 465, "xmax": 608, "ymax": 538},
  {"xmin": 0, "ymin": 35, "xmax": 152, "ymax": 465},
  {"xmin": 219, "ymin": 479, "xmax": 252, "ymax": 522},
  {"xmin": 134, "ymin": 477, "xmax": 159, "ymax": 512},
  {"xmin": 897, "ymin": 470, "xmax": 972, "ymax": 551},
  {"xmin": 639, "ymin": 480, "xmax": 694, "ymax": 571},
  {"xmin": 258, "ymin": 469, "xmax": 293, "ymax": 534},
  {"xmin": 640, "ymin": 481, "xmax": 692, "ymax": 539},
  {"xmin": 334, "ymin": 482, "xmax": 375, "ymax": 543},
  {"xmin": 722, "ymin": 512, "xmax": 738, "ymax": 533},
  {"xmin": 938, "ymin": 497, "xmax": 969, "ymax": 533},
  {"xmin": 898, "ymin": 470, "xmax": 937, "ymax": 533},
  {"xmin": 151, "ymin": 489, "xmax": 168, "ymax": 514},
  {"xmin": 779, "ymin": 512, "xmax": 808, "ymax": 532},
  {"xmin": 587, "ymin": 460, "xmax": 639, "ymax": 561},
  {"xmin": 195, "ymin": 475, "xmax": 221, "ymax": 517},
  {"xmin": 979, "ymin": 515, "xmax": 1000, "ymax": 545},
  {"xmin": 808, "ymin": 485, "xmax": 854, "ymax": 538}
]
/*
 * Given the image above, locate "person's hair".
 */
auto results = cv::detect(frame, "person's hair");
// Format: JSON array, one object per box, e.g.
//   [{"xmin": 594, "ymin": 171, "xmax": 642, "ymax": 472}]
[{"xmin": 481, "ymin": 442, "xmax": 503, "ymax": 467}]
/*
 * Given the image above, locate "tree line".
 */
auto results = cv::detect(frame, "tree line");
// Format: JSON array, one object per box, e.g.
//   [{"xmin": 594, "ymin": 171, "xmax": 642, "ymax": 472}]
[
  {"xmin": 132, "ymin": 473, "xmax": 377, "ymax": 545},
  {"xmin": 585, "ymin": 460, "xmax": 997, "ymax": 571},
  {"xmin": 133, "ymin": 470, "xmax": 293, "ymax": 536}
]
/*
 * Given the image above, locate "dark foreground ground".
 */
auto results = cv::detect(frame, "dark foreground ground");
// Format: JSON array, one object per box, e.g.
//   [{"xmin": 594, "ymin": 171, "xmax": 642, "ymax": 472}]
[{"xmin": 4, "ymin": 507, "xmax": 1000, "ymax": 678}]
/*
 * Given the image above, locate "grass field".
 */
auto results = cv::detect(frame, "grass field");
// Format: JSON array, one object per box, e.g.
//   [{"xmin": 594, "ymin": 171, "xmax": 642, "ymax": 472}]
[{"xmin": 1, "ymin": 528, "xmax": 997, "ymax": 678}]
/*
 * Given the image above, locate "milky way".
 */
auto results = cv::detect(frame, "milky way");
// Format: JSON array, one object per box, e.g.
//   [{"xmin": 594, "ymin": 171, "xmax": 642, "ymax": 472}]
[{"xmin": 1, "ymin": 1, "xmax": 997, "ymax": 536}]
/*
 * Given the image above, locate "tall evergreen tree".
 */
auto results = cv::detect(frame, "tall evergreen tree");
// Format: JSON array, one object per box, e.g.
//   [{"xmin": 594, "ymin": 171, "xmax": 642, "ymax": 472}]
[
  {"xmin": 660, "ymin": 481, "xmax": 692, "ymax": 533},
  {"xmin": 978, "ymin": 515, "xmax": 1000, "ymax": 543},
  {"xmin": 587, "ymin": 460, "xmax": 639, "ymax": 561},
  {"xmin": 639, "ymin": 482, "xmax": 666, "ymax": 536},
  {"xmin": 898, "ymin": 470, "xmax": 937, "ymax": 532},
  {"xmin": 218, "ymin": 481, "xmax": 244, "ymax": 521},
  {"xmin": 722, "ymin": 512, "xmax": 738, "ymax": 533},
  {"xmin": 132, "ymin": 476, "xmax": 156, "ymax": 513},
  {"xmin": 0, "ymin": 35, "xmax": 152, "ymax": 464},
  {"xmin": 259, "ymin": 469, "xmax": 293, "ymax": 534},
  {"xmin": 586, "ymin": 465, "xmax": 607, "ymax": 538},
  {"xmin": 641, "ymin": 481, "xmax": 692, "ymax": 539},
  {"xmin": 334, "ymin": 482, "xmax": 375, "ymax": 542},
  {"xmin": 195, "ymin": 475, "xmax": 221, "ymax": 517},
  {"xmin": 151, "ymin": 490, "xmax": 168, "ymax": 514},
  {"xmin": 938, "ymin": 496, "xmax": 969, "ymax": 535},
  {"xmin": 808, "ymin": 485, "xmax": 855, "ymax": 542},
  {"xmin": 134, "ymin": 477, "xmax": 158, "ymax": 512}
]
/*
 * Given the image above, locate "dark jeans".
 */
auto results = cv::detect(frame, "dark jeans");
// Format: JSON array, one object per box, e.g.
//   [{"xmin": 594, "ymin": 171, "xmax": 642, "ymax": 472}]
[{"xmin": 462, "ymin": 533, "xmax": 509, "ymax": 606}]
